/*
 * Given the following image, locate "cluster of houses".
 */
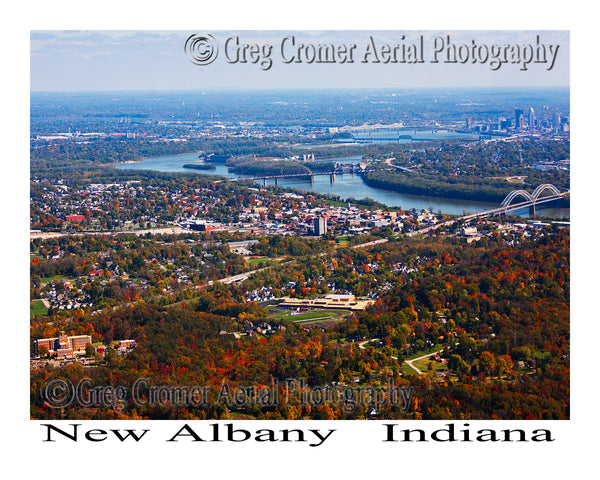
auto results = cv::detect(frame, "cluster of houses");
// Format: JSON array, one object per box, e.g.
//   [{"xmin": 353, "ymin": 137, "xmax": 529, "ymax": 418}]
[
  {"xmin": 33, "ymin": 174, "xmax": 444, "ymax": 240},
  {"xmin": 42, "ymin": 279, "xmax": 93, "ymax": 312},
  {"xmin": 244, "ymin": 286, "xmax": 275, "ymax": 303},
  {"xmin": 240, "ymin": 320, "xmax": 285, "ymax": 337}
]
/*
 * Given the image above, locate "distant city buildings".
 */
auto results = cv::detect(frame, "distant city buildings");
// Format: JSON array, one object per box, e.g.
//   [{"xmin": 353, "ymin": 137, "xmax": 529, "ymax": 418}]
[
  {"xmin": 553, "ymin": 111, "xmax": 561, "ymax": 132},
  {"xmin": 515, "ymin": 109, "xmax": 524, "ymax": 130},
  {"xmin": 466, "ymin": 106, "xmax": 566, "ymax": 135}
]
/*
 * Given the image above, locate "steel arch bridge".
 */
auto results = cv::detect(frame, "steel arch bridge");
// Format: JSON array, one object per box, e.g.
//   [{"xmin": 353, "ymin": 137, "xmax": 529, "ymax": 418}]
[
  {"xmin": 501, "ymin": 184, "xmax": 561, "ymax": 208},
  {"xmin": 532, "ymin": 183, "xmax": 561, "ymax": 200}
]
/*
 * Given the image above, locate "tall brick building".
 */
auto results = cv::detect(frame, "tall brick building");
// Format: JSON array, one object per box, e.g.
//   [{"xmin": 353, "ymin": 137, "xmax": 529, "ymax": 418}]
[{"xmin": 34, "ymin": 331, "xmax": 92, "ymax": 358}]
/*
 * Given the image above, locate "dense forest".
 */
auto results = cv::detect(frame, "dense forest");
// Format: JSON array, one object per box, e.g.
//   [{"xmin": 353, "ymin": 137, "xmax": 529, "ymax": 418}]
[
  {"xmin": 31, "ymin": 226, "xmax": 569, "ymax": 420},
  {"xmin": 364, "ymin": 139, "xmax": 570, "ymax": 202}
]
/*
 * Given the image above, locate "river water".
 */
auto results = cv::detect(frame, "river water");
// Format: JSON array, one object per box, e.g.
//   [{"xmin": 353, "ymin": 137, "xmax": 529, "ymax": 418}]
[{"xmin": 116, "ymin": 152, "xmax": 569, "ymax": 218}]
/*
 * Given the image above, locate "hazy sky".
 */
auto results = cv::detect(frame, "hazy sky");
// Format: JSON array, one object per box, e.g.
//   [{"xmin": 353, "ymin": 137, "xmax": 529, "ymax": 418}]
[{"xmin": 31, "ymin": 30, "xmax": 569, "ymax": 91}]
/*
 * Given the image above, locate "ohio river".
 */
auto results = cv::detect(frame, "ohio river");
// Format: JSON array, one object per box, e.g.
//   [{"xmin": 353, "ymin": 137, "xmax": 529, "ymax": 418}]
[{"xmin": 116, "ymin": 152, "xmax": 569, "ymax": 218}]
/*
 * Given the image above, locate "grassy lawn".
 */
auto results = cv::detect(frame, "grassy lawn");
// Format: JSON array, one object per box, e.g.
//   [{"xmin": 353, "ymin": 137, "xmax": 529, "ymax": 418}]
[
  {"xmin": 533, "ymin": 350, "xmax": 551, "ymax": 360},
  {"xmin": 40, "ymin": 274, "xmax": 69, "ymax": 284},
  {"xmin": 326, "ymin": 199, "xmax": 347, "ymax": 207},
  {"xmin": 246, "ymin": 257, "xmax": 276, "ymax": 267},
  {"xmin": 291, "ymin": 311, "xmax": 340, "ymax": 321},
  {"xmin": 400, "ymin": 361, "xmax": 447, "ymax": 376},
  {"xmin": 405, "ymin": 344, "xmax": 445, "ymax": 361},
  {"xmin": 30, "ymin": 300, "xmax": 48, "ymax": 316},
  {"xmin": 400, "ymin": 344, "xmax": 446, "ymax": 376},
  {"xmin": 413, "ymin": 357, "xmax": 448, "ymax": 372},
  {"xmin": 268, "ymin": 308, "xmax": 350, "ymax": 328},
  {"xmin": 266, "ymin": 306, "xmax": 286, "ymax": 315},
  {"xmin": 269, "ymin": 309, "xmax": 348, "ymax": 322},
  {"xmin": 400, "ymin": 364, "xmax": 417, "ymax": 376}
]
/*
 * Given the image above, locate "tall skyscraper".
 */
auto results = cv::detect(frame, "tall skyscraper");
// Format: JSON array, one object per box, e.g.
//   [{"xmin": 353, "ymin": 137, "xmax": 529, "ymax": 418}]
[
  {"xmin": 515, "ymin": 109, "xmax": 524, "ymax": 130},
  {"xmin": 529, "ymin": 107, "xmax": 535, "ymax": 129}
]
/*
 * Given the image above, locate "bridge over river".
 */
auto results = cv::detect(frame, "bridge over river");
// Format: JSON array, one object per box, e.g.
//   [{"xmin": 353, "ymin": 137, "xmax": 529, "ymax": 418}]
[
  {"xmin": 409, "ymin": 184, "xmax": 569, "ymax": 236},
  {"xmin": 230, "ymin": 161, "xmax": 367, "ymax": 185},
  {"xmin": 474, "ymin": 184, "xmax": 567, "ymax": 216}
]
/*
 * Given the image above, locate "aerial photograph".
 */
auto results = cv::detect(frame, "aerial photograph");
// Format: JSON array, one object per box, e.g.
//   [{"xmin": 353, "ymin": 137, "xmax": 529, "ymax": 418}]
[{"xmin": 29, "ymin": 30, "xmax": 570, "ymax": 421}]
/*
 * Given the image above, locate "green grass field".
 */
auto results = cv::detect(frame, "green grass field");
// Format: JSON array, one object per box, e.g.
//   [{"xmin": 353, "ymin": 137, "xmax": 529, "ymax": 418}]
[
  {"xmin": 406, "ymin": 344, "xmax": 445, "ymax": 360},
  {"xmin": 413, "ymin": 357, "xmax": 448, "ymax": 373},
  {"xmin": 292, "ymin": 312, "xmax": 339, "ymax": 322},
  {"xmin": 268, "ymin": 308, "xmax": 342, "ymax": 321},
  {"xmin": 246, "ymin": 257, "xmax": 276, "ymax": 266},
  {"xmin": 267, "ymin": 308, "xmax": 349, "ymax": 327},
  {"xmin": 399, "ymin": 344, "xmax": 446, "ymax": 375},
  {"xmin": 30, "ymin": 300, "xmax": 48, "ymax": 316},
  {"xmin": 40, "ymin": 274, "xmax": 69, "ymax": 284},
  {"xmin": 326, "ymin": 199, "xmax": 347, "ymax": 208},
  {"xmin": 533, "ymin": 350, "xmax": 551, "ymax": 360}
]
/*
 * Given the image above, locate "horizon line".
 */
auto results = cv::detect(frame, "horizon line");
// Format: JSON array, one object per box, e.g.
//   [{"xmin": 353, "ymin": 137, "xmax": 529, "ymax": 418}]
[{"xmin": 30, "ymin": 85, "xmax": 570, "ymax": 94}]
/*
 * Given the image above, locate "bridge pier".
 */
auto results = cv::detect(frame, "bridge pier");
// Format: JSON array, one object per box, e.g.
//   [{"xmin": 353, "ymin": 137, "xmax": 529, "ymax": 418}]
[
  {"xmin": 274, "ymin": 178, "xmax": 278, "ymax": 186},
  {"xmin": 310, "ymin": 175, "xmax": 314, "ymax": 185},
  {"xmin": 263, "ymin": 178, "xmax": 267, "ymax": 187},
  {"xmin": 330, "ymin": 173, "xmax": 336, "ymax": 184},
  {"xmin": 529, "ymin": 204, "xmax": 536, "ymax": 217}
]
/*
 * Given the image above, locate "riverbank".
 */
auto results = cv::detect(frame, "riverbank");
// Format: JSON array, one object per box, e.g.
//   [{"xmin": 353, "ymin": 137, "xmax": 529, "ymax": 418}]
[
  {"xmin": 108, "ymin": 150, "xmax": 204, "ymax": 167},
  {"xmin": 363, "ymin": 173, "xmax": 571, "ymax": 206},
  {"xmin": 363, "ymin": 174, "xmax": 512, "ymax": 204},
  {"xmin": 115, "ymin": 152, "xmax": 569, "ymax": 217}
]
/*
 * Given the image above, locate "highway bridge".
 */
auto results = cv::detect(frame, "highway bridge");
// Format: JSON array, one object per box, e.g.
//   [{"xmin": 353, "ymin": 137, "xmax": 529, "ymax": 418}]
[
  {"xmin": 409, "ymin": 184, "xmax": 569, "ymax": 236},
  {"xmin": 465, "ymin": 184, "xmax": 569, "ymax": 219},
  {"xmin": 231, "ymin": 162, "xmax": 366, "ymax": 185},
  {"xmin": 462, "ymin": 191, "xmax": 569, "ymax": 221}
]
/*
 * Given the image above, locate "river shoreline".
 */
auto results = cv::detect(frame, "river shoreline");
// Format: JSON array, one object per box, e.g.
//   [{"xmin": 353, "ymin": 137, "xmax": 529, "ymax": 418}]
[
  {"xmin": 114, "ymin": 152, "xmax": 569, "ymax": 217},
  {"xmin": 108, "ymin": 150, "xmax": 205, "ymax": 167}
]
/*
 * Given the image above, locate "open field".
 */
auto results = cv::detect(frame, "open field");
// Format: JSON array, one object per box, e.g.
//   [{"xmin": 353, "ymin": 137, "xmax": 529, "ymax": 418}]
[
  {"xmin": 30, "ymin": 300, "xmax": 48, "ymax": 316},
  {"xmin": 412, "ymin": 357, "xmax": 448, "ymax": 373},
  {"xmin": 246, "ymin": 257, "xmax": 277, "ymax": 266},
  {"xmin": 40, "ymin": 275, "xmax": 69, "ymax": 284},
  {"xmin": 268, "ymin": 307, "xmax": 350, "ymax": 327}
]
